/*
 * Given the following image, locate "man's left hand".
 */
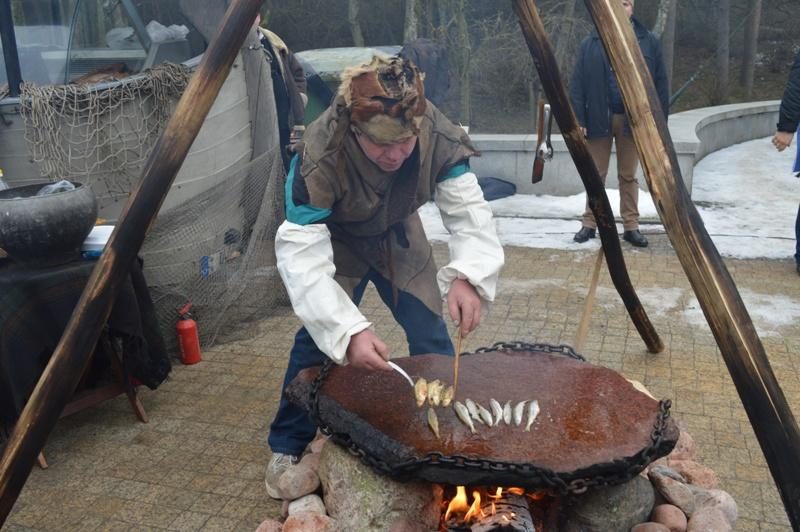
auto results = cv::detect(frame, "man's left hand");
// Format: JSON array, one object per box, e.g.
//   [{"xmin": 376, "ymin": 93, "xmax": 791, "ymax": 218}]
[{"xmin": 447, "ymin": 278, "xmax": 482, "ymax": 337}]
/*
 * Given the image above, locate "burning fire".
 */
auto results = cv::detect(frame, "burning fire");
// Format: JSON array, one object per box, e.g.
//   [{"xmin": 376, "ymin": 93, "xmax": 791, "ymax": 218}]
[
  {"xmin": 444, "ymin": 486, "xmax": 545, "ymax": 524},
  {"xmin": 443, "ymin": 486, "xmax": 548, "ymax": 528},
  {"xmin": 444, "ymin": 486, "xmax": 484, "ymax": 521}
]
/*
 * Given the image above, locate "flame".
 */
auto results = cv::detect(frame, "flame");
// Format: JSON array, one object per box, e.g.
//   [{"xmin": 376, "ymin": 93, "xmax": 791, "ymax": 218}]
[
  {"xmin": 445, "ymin": 486, "xmax": 469, "ymax": 521},
  {"xmin": 464, "ymin": 490, "xmax": 483, "ymax": 521},
  {"xmin": 445, "ymin": 486, "xmax": 485, "ymax": 522}
]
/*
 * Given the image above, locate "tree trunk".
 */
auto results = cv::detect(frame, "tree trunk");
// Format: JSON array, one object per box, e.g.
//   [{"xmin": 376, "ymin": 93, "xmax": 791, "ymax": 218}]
[
  {"xmin": 348, "ymin": 0, "xmax": 365, "ymax": 47},
  {"xmin": 404, "ymin": 0, "xmax": 418, "ymax": 43},
  {"xmin": 452, "ymin": 0, "xmax": 470, "ymax": 124},
  {"xmin": 740, "ymin": 0, "xmax": 762, "ymax": 98},
  {"xmin": 714, "ymin": 0, "xmax": 731, "ymax": 104},
  {"xmin": 662, "ymin": 0, "xmax": 677, "ymax": 93},
  {"xmin": 652, "ymin": 0, "xmax": 675, "ymax": 37},
  {"xmin": 553, "ymin": 0, "xmax": 579, "ymax": 73}
]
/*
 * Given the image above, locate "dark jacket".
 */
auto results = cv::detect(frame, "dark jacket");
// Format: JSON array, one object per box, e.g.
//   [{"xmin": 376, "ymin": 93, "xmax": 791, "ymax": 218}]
[
  {"xmin": 777, "ymin": 51, "xmax": 800, "ymax": 133},
  {"xmin": 569, "ymin": 17, "xmax": 669, "ymax": 139}
]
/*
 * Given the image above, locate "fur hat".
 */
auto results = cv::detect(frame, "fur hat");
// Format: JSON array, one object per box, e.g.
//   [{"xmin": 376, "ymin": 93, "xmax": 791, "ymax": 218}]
[{"xmin": 338, "ymin": 55, "xmax": 426, "ymax": 143}]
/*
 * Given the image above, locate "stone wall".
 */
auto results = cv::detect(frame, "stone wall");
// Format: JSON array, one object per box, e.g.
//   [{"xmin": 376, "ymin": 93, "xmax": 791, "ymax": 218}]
[{"xmin": 469, "ymin": 101, "xmax": 781, "ymax": 197}]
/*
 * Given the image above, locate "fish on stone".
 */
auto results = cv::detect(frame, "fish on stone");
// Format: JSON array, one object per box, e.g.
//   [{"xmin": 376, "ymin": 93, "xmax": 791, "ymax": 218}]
[
  {"xmin": 427, "ymin": 407, "xmax": 440, "ymax": 439},
  {"xmin": 513, "ymin": 400, "xmax": 528, "ymax": 427},
  {"xmin": 503, "ymin": 401, "xmax": 512, "ymax": 425},
  {"xmin": 477, "ymin": 403, "xmax": 494, "ymax": 426},
  {"xmin": 414, "ymin": 378, "xmax": 428, "ymax": 407},
  {"xmin": 465, "ymin": 398, "xmax": 483, "ymax": 424},
  {"xmin": 454, "ymin": 401, "xmax": 477, "ymax": 433},
  {"xmin": 489, "ymin": 398, "xmax": 503, "ymax": 426},
  {"xmin": 427, "ymin": 379, "xmax": 443, "ymax": 406},
  {"xmin": 441, "ymin": 385, "xmax": 454, "ymax": 407},
  {"xmin": 525, "ymin": 400, "xmax": 540, "ymax": 432}
]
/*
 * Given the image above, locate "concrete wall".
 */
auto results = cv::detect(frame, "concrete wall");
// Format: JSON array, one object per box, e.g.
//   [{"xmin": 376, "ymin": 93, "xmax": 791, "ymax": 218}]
[{"xmin": 469, "ymin": 101, "xmax": 781, "ymax": 197}]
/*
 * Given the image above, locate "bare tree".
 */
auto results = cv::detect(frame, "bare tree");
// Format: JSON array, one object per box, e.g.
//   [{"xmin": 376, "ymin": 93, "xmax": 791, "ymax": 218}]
[
  {"xmin": 740, "ymin": 0, "xmax": 762, "ymax": 99},
  {"xmin": 661, "ymin": 0, "xmax": 677, "ymax": 93},
  {"xmin": 714, "ymin": 0, "xmax": 731, "ymax": 104},
  {"xmin": 552, "ymin": 0, "xmax": 579, "ymax": 72},
  {"xmin": 652, "ymin": 0, "xmax": 675, "ymax": 37},
  {"xmin": 348, "ymin": 0, "xmax": 365, "ymax": 46},
  {"xmin": 404, "ymin": 0, "xmax": 419, "ymax": 42}
]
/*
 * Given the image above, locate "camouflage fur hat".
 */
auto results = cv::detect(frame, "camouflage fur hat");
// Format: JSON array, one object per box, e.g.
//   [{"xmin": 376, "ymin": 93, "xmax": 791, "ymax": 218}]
[{"xmin": 338, "ymin": 55, "xmax": 427, "ymax": 144}]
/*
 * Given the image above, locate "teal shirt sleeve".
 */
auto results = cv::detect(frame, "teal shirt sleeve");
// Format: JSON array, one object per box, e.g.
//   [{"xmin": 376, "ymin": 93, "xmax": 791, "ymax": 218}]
[
  {"xmin": 436, "ymin": 160, "xmax": 470, "ymax": 183},
  {"xmin": 284, "ymin": 154, "xmax": 333, "ymax": 225}
]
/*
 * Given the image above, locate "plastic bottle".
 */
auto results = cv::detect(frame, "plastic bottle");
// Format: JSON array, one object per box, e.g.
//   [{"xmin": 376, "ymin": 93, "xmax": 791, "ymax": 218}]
[{"xmin": 0, "ymin": 169, "xmax": 8, "ymax": 191}]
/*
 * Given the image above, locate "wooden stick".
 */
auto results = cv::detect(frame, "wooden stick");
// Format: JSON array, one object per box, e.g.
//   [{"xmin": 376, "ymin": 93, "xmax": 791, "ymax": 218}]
[
  {"xmin": 511, "ymin": 0, "xmax": 663, "ymax": 354},
  {"xmin": 574, "ymin": 248, "xmax": 604, "ymax": 352},
  {"xmin": 578, "ymin": 0, "xmax": 800, "ymax": 527},
  {"xmin": 453, "ymin": 326, "xmax": 463, "ymax": 396},
  {"xmin": 0, "ymin": 0, "xmax": 264, "ymax": 523}
]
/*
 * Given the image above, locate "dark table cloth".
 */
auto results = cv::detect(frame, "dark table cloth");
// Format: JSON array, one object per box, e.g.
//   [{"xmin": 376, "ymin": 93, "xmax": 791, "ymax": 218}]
[{"xmin": 0, "ymin": 257, "xmax": 171, "ymax": 435}]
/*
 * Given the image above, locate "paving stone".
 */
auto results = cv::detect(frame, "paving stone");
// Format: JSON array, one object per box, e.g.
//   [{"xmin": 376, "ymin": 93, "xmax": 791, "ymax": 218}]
[{"xmin": 3, "ymin": 242, "xmax": 797, "ymax": 531}]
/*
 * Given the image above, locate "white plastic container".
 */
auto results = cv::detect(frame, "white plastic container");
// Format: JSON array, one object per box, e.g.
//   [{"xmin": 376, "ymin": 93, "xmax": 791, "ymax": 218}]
[{"xmin": 81, "ymin": 225, "xmax": 114, "ymax": 258}]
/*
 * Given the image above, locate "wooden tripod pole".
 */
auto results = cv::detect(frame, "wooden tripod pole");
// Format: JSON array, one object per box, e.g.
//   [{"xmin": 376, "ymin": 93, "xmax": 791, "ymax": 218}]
[
  {"xmin": 511, "ymin": 0, "xmax": 663, "ymax": 354},
  {"xmin": 0, "ymin": 0, "xmax": 264, "ymax": 523},
  {"xmin": 581, "ymin": 0, "xmax": 800, "ymax": 527}
]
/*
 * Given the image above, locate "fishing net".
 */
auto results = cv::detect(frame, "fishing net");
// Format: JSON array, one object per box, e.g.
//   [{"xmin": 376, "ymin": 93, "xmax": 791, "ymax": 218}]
[
  {"xmin": 19, "ymin": 62, "xmax": 191, "ymax": 198},
  {"xmin": 16, "ymin": 47, "xmax": 289, "ymax": 353}
]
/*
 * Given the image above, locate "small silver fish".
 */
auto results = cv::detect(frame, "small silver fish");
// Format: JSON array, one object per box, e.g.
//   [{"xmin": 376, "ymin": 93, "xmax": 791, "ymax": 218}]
[
  {"xmin": 465, "ymin": 399, "xmax": 483, "ymax": 424},
  {"xmin": 513, "ymin": 400, "xmax": 528, "ymax": 427},
  {"xmin": 428, "ymin": 379, "xmax": 443, "ymax": 406},
  {"xmin": 441, "ymin": 385, "xmax": 454, "ymax": 407},
  {"xmin": 477, "ymin": 403, "xmax": 494, "ymax": 426},
  {"xmin": 454, "ymin": 401, "xmax": 477, "ymax": 433},
  {"xmin": 414, "ymin": 378, "xmax": 428, "ymax": 407},
  {"xmin": 525, "ymin": 400, "xmax": 540, "ymax": 432},
  {"xmin": 427, "ymin": 407, "xmax": 440, "ymax": 439},
  {"xmin": 489, "ymin": 398, "xmax": 504, "ymax": 426},
  {"xmin": 503, "ymin": 401, "xmax": 512, "ymax": 425}
]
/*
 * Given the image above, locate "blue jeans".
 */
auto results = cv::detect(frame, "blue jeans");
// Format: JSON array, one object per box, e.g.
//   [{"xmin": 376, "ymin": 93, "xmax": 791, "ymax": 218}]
[
  {"xmin": 795, "ymin": 203, "xmax": 800, "ymax": 265},
  {"xmin": 268, "ymin": 268, "xmax": 454, "ymax": 456}
]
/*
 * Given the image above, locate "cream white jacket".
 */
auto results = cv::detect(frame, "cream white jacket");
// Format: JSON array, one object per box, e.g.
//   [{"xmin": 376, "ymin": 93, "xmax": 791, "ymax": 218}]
[{"xmin": 275, "ymin": 171, "xmax": 504, "ymax": 364}]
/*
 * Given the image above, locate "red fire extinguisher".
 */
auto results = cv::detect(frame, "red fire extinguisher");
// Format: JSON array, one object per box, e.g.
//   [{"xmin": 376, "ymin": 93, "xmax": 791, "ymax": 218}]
[{"xmin": 176, "ymin": 302, "xmax": 201, "ymax": 365}]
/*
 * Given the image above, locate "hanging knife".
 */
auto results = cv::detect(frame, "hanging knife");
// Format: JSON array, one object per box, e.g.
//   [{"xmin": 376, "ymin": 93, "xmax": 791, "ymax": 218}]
[{"xmin": 532, "ymin": 99, "xmax": 554, "ymax": 183}]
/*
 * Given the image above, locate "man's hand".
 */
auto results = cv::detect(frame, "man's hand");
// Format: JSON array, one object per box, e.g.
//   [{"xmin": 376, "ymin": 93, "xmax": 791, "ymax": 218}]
[
  {"xmin": 346, "ymin": 329, "xmax": 391, "ymax": 371},
  {"xmin": 773, "ymin": 131, "xmax": 794, "ymax": 152},
  {"xmin": 447, "ymin": 278, "xmax": 482, "ymax": 337}
]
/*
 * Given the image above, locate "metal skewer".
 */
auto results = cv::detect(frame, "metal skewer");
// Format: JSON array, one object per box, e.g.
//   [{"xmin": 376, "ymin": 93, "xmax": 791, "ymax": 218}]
[{"xmin": 387, "ymin": 361, "xmax": 414, "ymax": 388}]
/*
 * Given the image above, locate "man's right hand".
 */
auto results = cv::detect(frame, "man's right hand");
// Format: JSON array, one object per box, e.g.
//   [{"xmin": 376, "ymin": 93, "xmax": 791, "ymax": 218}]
[
  {"xmin": 773, "ymin": 131, "xmax": 794, "ymax": 152},
  {"xmin": 346, "ymin": 329, "xmax": 391, "ymax": 371}
]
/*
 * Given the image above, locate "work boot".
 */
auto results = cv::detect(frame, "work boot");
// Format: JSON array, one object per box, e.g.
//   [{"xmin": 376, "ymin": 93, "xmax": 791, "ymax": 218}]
[
  {"xmin": 573, "ymin": 226, "xmax": 596, "ymax": 243},
  {"xmin": 623, "ymin": 230, "xmax": 649, "ymax": 248},
  {"xmin": 265, "ymin": 452, "xmax": 299, "ymax": 499}
]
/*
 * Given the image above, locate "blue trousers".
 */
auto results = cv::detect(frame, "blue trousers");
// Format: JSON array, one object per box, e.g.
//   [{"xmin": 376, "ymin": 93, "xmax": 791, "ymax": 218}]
[
  {"xmin": 795, "ymin": 203, "xmax": 800, "ymax": 265},
  {"xmin": 268, "ymin": 269, "xmax": 454, "ymax": 456}
]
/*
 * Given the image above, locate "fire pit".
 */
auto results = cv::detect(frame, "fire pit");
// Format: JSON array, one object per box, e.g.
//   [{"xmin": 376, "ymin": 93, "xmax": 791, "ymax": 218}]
[{"xmin": 286, "ymin": 342, "xmax": 679, "ymax": 497}]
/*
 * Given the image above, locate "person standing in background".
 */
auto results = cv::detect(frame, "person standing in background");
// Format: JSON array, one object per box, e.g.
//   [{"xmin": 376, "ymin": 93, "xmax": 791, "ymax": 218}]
[
  {"xmin": 771, "ymin": 49, "xmax": 800, "ymax": 276},
  {"xmin": 255, "ymin": 14, "xmax": 307, "ymax": 171},
  {"xmin": 569, "ymin": 0, "xmax": 669, "ymax": 248}
]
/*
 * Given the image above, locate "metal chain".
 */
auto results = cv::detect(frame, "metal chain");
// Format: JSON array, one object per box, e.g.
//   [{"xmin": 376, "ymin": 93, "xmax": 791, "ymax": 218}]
[
  {"xmin": 473, "ymin": 341, "xmax": 586, "ymax": 361},
  {"xmin": 308, "ymin": 343, "xmax": 671, "ymax": 495}
]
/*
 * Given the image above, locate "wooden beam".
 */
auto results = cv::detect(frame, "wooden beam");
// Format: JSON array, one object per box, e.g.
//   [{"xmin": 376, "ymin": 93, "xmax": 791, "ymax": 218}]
[
  {"xmin": 511, "ymin": 0, "xmax": 663, "ymax": 354},
  {"xmin": 0, "ymin": 0, "xmax": 265, "ymax": 523},
  {"xmin": 580, "ymin": 0, "xmax": 800, "ymax": 528}
]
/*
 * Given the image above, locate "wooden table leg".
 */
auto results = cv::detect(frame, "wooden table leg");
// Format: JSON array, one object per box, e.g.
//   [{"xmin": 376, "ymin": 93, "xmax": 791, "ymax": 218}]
[{"xmin": 105, "ymin": 336, "xmax": 148, "ymax": 424}]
